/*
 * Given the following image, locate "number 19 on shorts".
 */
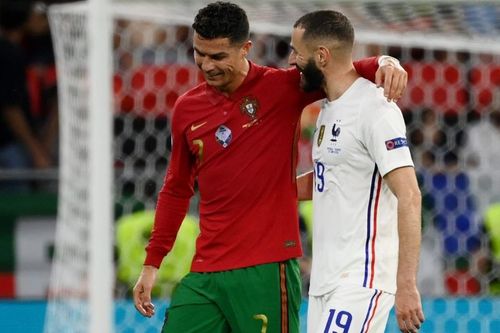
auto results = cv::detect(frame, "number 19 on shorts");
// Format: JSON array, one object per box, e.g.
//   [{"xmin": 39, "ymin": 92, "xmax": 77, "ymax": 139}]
[
  {"xmin": 324, "ymin": 308, "xmax": 352, "ymax": 333},
  {"xmin": 315, "ymin": 161, "xmax": 325, "ymax": 192}
]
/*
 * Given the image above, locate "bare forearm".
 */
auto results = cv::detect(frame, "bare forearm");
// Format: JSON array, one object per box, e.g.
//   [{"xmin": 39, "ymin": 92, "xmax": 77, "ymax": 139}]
[
  {"xmin": 297, "ymin": 171, "xmax": 313, "ymax": 201},
  {"xmin": 3, "ymin": 107, "xmax": 52, "ymax": 168},
  {"xmin": 396, "ymin": 193, "xmax": 421, "ymax": 288},
  {"xmin": 3, "ymin": 107, "xmax": 42, "ymax": 154}
]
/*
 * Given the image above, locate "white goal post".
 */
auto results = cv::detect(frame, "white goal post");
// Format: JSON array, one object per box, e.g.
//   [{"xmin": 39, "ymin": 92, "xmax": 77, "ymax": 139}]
[{"xmin": 45, "ymin": 1, "xmax": 113, "ymax": 333}]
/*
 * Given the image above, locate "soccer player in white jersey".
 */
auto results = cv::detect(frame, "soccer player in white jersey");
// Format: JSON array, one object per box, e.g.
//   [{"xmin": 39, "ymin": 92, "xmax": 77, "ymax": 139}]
[{"xmin": 290, "ymin": 11, "xmax": 425, "ymax": 333}]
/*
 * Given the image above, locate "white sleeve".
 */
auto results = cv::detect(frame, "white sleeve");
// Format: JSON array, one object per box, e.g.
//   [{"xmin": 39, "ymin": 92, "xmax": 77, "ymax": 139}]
[{"xmin": 361, "ymin": 102, "xmax": 414, "ymax": 177}]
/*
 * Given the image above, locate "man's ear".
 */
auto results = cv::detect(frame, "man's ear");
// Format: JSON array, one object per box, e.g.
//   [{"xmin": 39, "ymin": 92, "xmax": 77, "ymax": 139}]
[
  {"xmin": 316, "ymin": 46, "xmax": 330, "ymax": 68},
  {"xmin": 241, "ymin": 40, "xmax": 253, "ymax": 57}
]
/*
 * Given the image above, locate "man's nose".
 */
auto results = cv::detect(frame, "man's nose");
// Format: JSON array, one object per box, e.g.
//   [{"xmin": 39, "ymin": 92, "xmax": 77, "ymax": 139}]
[{"xmin": 201, "ymin": 57, "xmax": 216, "ymax": 72}]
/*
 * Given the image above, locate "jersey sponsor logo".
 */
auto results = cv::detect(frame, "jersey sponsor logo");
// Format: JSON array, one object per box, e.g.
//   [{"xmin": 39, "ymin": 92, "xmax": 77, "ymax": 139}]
[
  {"xmin": 385, "ymin": 137, "xmax": 408, "ymax": 150},
  {"xmin": 239, "ymin": 96, "xmax": 259, "ymax": 119},
  {"xmin": 215, "ymin": 125, "xmax": 232, "ymax": 148},
  {"xmin": 330, "ymin": 123, "xmax": 341, "ymax": 142},
  {"xmin": 317, "ymin": 125, "xmax": 325, "ymax": 146},
  {"xmin": 191, "ymin": 121, "xmax": 207, "ymax": 131}
]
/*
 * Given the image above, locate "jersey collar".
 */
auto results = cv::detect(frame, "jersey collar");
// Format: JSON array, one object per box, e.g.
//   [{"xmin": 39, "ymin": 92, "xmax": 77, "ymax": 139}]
[{"xmin": 204, "ymin": 61, "xmax": 262, "ymax": 105}]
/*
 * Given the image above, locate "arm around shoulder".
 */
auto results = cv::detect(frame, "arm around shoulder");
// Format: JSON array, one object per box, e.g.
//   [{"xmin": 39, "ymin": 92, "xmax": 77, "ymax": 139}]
[{"xmin": 297, "ymin": 170, "xmax": 313, "ymax": 201}]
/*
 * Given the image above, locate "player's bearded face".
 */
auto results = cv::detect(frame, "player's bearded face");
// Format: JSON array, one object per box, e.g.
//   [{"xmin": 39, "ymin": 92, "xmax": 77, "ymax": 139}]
[{"xmin": 298, "ymin": 58, "xmax": 325, "ymax": 92}]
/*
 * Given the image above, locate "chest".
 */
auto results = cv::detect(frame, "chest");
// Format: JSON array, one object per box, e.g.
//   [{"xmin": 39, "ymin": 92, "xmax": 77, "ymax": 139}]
[
  {"xmin": 184, "ymin": 90, "xmax": 301, "ymax": 165},
  {"xmin": 312, "ymin": 108, "xmax": 363, "ymax": 166}
]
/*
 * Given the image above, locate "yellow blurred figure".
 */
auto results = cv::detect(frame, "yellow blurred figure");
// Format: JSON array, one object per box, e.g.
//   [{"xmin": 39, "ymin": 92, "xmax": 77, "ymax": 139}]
[{"xmin": 116, "ymin": 210, "xmax": 199, "ymax": 297}]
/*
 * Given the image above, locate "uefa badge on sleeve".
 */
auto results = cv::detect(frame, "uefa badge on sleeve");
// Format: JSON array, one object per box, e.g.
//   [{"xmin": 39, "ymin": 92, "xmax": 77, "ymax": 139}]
[
  {"xmin": 215, "ymin": 125, "xmax": 232, "ymax": 148},
  {"xmin": 385, "ymin": 137, "xmax": 408, "ymax": 151}
]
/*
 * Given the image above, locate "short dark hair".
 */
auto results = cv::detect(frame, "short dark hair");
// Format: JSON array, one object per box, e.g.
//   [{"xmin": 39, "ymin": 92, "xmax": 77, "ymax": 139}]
[
  {"xmin": 192, "ymin": 1, "xmax": 249, "ymax": 45},
  {"xmin": 294, "ymin": 10, "xmax": 354, "ymax": 47}
]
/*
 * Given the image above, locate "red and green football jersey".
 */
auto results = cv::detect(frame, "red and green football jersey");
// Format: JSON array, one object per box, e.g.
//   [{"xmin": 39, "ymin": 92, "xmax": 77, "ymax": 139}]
[{"xmin": 146, "ymin": 58, "xmax": 380, "ymax": 272}]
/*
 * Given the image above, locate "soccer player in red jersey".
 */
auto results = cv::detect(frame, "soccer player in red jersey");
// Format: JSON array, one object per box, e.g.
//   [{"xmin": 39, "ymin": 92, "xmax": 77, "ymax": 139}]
[{"xmin": 133, "ymin": 2, "xmax": 407, "ymax": 332}]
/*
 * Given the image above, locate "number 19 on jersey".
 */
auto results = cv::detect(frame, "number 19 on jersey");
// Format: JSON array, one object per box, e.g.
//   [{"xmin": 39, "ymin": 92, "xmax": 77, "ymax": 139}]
[{"xmin": 314, "ymin": 161, "xmax": 325, "ymax": 193}]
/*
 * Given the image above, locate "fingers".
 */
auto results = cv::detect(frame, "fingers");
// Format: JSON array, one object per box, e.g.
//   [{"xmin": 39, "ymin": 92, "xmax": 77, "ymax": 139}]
[
  {"xmin": 382, "ymin": 66, "xmax": 394, "ymax": 102},
  {"xmin": 388, "ymin": 74, "xmax": 400, "ymax": 102},
  {"xmin": 397, "ymin": 310, "xmax": 424, "ymax": 333},
  {"xmin": 377, "ymin": 63, "xmax": 408, "ymax": 102},
  {"xmin": 391, "ymin": 69, "xmax": 408, "ymax": 102},
  {"xmin": 143, "ymin": 301, "xmax": 156, "ymax": 318},
  {"xmin": 397, "ymin": 315, "xmax": 406, "ymax": 332},
  {"xmin": 375, "ymin": 67, "xmax": 384, "ymax": 88},
  {"xmin": 133, "ymin": 283, "xmax": 155, "ymax": 318},
  {"xmin": 133, "ymin": 284, "xmax": 147, "ymax": 316},
  {"xmin": 417, "ymin": 308, "xmax": 425, "ymax": 323}
]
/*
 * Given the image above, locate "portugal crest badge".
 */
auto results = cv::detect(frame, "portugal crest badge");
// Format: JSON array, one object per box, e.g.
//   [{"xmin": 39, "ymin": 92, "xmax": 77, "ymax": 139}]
[
  {"xmin": 215, "ymin": 125, "xmax": 232, "ymax": 148},
  {"xmin": 239, "ymin": 96, "xmax": 259, "ymax": 119}
]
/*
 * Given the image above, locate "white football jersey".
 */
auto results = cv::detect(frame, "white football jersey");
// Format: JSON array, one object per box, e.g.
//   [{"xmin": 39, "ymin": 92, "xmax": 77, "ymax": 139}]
[{"xmin": 309, "ymin": 78, "xmax": 414, "ymax": 296}]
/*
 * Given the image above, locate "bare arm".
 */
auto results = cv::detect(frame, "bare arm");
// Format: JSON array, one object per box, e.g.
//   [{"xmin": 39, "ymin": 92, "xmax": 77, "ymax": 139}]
[
  {"xmin": 297, "ymin": 170, "xmax": 313, "ymax": 201},
  {"xmin": 384, "ymin": 166, "xmax": 425, "ymax": 332},
  {"xmin": 2, "ymin": 106, "xmax": 51, "ymax": 168}
]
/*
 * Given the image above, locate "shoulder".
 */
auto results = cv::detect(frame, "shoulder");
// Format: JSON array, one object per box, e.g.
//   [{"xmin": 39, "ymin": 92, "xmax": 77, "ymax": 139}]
[
  {"xmin": 255, "ymin": 63, "xmax": 301, "ymax": 87},
  {"xmin": 173, "ymin": 83, "xmax": 208, "ymax": 115},
  {"xmin": 170, "ymin": 83, "xmax": 206, "ymax": 129},
  {"xmin": 356, "ymin": 78, "xmax": 403, "ymax": 123}
]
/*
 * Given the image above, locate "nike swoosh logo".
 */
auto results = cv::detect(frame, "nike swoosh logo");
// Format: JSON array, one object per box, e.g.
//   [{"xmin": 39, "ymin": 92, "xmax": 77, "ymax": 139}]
[{"xmin": 191, "ymin": 121, "xmax": 207, "ymax": 131}]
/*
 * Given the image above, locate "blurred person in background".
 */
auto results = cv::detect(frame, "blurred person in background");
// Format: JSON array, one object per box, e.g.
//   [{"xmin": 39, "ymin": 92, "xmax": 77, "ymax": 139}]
[
  {"xmin": 462, "ymin": 108, "xmax": 500, "ymax": 295},
  {"xmin": 24, "ymin": 1, "xmax": 59, "ymax": 162},
  {"xmin": 463, "ymin": 109, "xmax": 500, "ymax": 219},
  {"xmin": 0, "ymin": 0, "xmax": 53, "ymax": 191}
]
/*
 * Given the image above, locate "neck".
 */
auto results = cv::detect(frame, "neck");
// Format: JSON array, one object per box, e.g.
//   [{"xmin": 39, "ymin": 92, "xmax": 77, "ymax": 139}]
[{"xmin": 323, "ymin": 61, "xmax": 359, "ymax": 101}]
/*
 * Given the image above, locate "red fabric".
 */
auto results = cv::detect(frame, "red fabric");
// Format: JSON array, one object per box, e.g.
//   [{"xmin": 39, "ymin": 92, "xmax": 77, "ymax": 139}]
[
  {"xmin": 353, "ymin": 56, "xmax": 378, "ymax": 84},
  {"xmin": 146, "ymin": 59, "xmax": 380, "ymax": 271},
  {"xmin": 0, "ymin": 273, "xmax": 15, "ymax": 298},
  {"xmin": 25, "ymin": 65, "xmax": 57, "ymax": 117}
]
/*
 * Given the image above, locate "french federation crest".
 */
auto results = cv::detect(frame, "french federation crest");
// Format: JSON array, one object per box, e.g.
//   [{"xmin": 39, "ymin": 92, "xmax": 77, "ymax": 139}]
[
  {"xmin": 317, "ymin": 125, "xmax": 325, "ymax": 146},
  {"xmin": 239, "ymin": 96, "xmax": 259, "ymax": 119},
  {"xmin": 215, "ymin": 125, "xmax": 232, "ymax": 148},
  {"xmin": 331, "ymin": 123, "xmax": 341, "ymax": 142}
]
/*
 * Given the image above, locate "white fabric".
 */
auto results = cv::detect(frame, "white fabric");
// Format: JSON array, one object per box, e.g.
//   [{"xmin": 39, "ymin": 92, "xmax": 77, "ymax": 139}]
[
  {"xmin": 310, "ymin": 78, "xmax": 414, "ymax": 296},
  {"xmin": 307, "ymin": 285, "xmax": 394, "ymax": 333}
]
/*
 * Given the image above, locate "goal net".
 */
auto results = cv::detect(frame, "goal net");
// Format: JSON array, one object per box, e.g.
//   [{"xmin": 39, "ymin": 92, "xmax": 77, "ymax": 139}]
[{"xmin": 45, "ymin": 1, "xmax": 500, "ymax": 332}]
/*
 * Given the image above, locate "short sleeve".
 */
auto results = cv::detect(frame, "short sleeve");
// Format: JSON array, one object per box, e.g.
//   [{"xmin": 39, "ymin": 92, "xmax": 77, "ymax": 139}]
[{"xmin": 361, "ymin": 102, "xmax": 414, "ymax": 177}]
